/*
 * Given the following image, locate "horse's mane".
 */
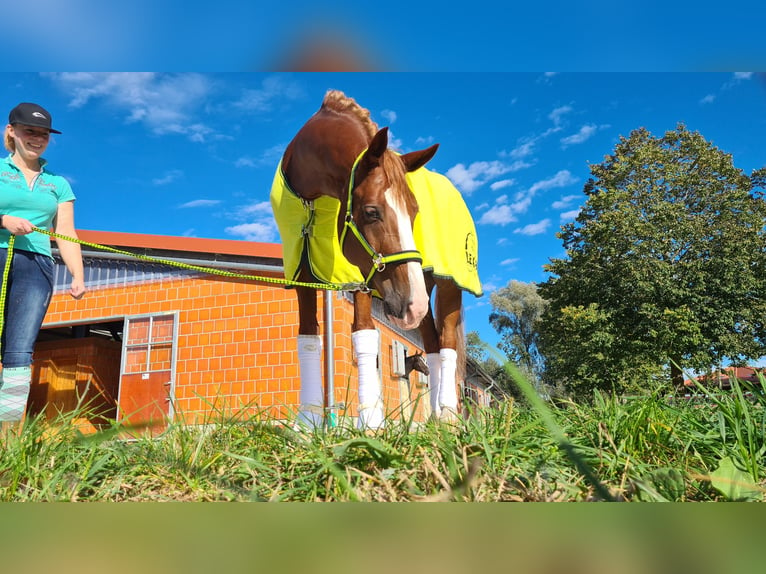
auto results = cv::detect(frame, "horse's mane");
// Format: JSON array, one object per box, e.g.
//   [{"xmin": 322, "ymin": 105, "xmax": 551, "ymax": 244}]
[
  {"xmin": 322, "ymin": 90, "xmax": 413, "ymax": 207},
  {"xmin": 322, "ymin": 90, "xmax": 378, "ymax": 140}
]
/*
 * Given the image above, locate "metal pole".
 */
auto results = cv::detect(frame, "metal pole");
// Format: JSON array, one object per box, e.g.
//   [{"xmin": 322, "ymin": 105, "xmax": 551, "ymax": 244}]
[{"xmin": 324, "ymin": 290, "xmax": 336, "ymax": 428}]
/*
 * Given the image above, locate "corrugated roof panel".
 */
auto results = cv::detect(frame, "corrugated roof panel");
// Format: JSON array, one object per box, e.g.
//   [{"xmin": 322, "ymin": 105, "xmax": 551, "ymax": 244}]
[{"xmin": 53, "ymin": 256, "xmax": 199, "ymax": 293}]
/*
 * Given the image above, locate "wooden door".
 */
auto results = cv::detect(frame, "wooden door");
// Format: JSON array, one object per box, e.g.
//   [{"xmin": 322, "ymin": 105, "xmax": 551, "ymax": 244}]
[
  {"xmin": 118, "ymin": 371, "xmax": 172, "ymax": 435},
  {"xmin": 117, "ymin": 313, "xmax": 178, "ymax": 436}
]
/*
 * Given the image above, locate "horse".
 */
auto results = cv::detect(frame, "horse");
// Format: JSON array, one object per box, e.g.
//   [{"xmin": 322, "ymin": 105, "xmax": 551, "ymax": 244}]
[
  {"xmin": 270, "ymin": 89, "xmax": 482, "ymax": 430},
  {"xmin": 404, "ymin": 352, "xmax": 430, "ymax": 379}
]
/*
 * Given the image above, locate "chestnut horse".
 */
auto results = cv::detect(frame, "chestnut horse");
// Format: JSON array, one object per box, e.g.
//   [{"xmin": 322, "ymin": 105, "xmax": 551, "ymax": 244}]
[{"xmin": 271, "ymin": 90, "xmax": 481, "ymax": 430}]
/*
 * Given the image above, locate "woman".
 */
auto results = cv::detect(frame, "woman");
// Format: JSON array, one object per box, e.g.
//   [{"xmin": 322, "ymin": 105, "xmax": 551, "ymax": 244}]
[{"xmin": 0, "ymin": 102, "xmax": 86, "ymax": 422}]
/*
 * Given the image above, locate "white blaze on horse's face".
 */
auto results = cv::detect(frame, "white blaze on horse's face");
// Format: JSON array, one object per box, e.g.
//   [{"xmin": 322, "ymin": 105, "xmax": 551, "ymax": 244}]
[{"xmin": 381, "ymin": 185, "xmax": 428, "ymax": 329}]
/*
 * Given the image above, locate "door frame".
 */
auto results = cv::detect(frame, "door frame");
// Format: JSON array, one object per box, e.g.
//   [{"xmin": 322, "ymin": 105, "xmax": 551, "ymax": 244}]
[{"xmin": 116, "ymin": 311, "xmax": 180, "ymax": 427}]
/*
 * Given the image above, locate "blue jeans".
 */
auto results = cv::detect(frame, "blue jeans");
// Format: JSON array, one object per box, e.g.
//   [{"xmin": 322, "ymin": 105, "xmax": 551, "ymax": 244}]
[{"xmin": 0, "ymin": 248, "xmax": 53, "ymax": 368}]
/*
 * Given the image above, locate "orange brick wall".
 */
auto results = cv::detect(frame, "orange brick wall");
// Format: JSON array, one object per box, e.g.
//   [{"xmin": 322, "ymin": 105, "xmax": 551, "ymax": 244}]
[{"xmin": 43, "ymin": 273, "xmax": 431, "ymax": 426}]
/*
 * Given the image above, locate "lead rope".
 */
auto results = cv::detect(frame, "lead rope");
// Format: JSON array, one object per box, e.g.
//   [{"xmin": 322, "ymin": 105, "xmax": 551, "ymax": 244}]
[
  {"xmin": 31, "ymin": 227, "xmax": 364, "ymax": 291},
  {"xmin": 0, "ymin": 235, "xmax": 15, "ymax": 355},
  {"xmin": 0, "ymin": 226, "xmax": 368, "ymax": 357}
]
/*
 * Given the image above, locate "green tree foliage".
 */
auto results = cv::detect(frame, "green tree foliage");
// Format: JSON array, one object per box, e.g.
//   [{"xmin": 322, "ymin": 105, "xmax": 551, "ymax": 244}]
[
  {"xmin": 488, "ymin": 280, "xmax": 547, "ymax": 386},
  {"xmin": 538, "ymin": 124, "xmax": 766, "ymax": 399}
]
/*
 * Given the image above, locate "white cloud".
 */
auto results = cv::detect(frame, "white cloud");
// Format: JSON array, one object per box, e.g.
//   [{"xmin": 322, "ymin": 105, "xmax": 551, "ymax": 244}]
[
  {"xmin": 224, "ymin": 222, "xmax": 276, "ymax": 242},
  {"xmin": 47, "ymin": 72, "xmax": 215, "ymax": 141},
  {"xmin": 178, "ymin": 199, "xmax": 221, "ymax": 209},
  {"xmin": 446, "ymin": 160, "xmax": 524, "ymax": 194},
  {"xmin": 551, "ymin": 194, "xmax": 579, "ymax": 209},
  {"xmin": 235, "ymin": 144, "xmax": 286, "ymax": 169},
  {"xmin": 238, "ymin": 201, "xmax": 272, "ymax": 216},
  {"xmin": 235, "ymin": 157, "xmax": 256, "ymax": 168},
  {"xmin": 478, "ymin": 204, "xmax": 516, "ymax": 226},
  {"xmin": 510, "ymin": 196, "xmax": 532, "ymax": 214},
  {"xmin": 549, "ymin": 105, "xmax": 572, "ymax": 126},
  {"xmin": 152, "ymin": 169, "xmax": 183, "ymax": 186},
  {"xmin": 222, "ymin": 200, "xmax": 278, "ymax": 241},
  {"xmin": 528, "ymin": 170, "xmax": 578, "ymax": 196},
  {"xmin": 387, "ymin": 130, "xmax": 404, "ymax": 151},
  {"xmin": 415, "ymin": 135, "xmax": 435, "ymax": 146},
  {"xmin": 560, "ymin": 209, "xmax": 580, "ymax": 221},
  {"xmin": 490, "ymin": 179, "xmax": 514, "ymax": 191},
  {"xmin": 723, "ymin": 72, "xmax": 754, "ymax": 90},
  {"xmin": 232, "ymin": 75, "xmax": 303, "ymax": 112},
  {"xmin": 479, "ymin": 193, "xmax": 531, "ymax": 224},
  {"xmin": 700, "ymin": 94, "xmax": 716, "ymax": 105},
  {"xmin": 514, "ymin": 219, "xmax": 551, "ymax": 236},
  {"xmin": 500, "ymin": 258, "xmax": 519, "ymax": 266},
  {"xmin": 561, "ymin": 124, "xmax": 598, "ymax": 147},
  {"xmin": 498, "ymin": 171, "xmax": 578, "ymax": 222},
  {"xmin": 380, "ymin": 109, "xmax": 397, "ymax": 124},
  {"xmin": 506, "ymin": 141, "xmax": 535, "ymax": 159}
]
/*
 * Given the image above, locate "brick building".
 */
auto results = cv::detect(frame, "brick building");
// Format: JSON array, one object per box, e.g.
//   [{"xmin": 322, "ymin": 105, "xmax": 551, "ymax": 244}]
[{"xmin": 28, "ymin": 229, "xmax": 447, "ymax": 433}]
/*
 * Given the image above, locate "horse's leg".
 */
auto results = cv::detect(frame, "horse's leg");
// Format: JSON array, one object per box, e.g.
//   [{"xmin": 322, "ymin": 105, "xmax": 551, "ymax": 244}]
[
  {"xmin": 417, "ymin": 277, "xmax": 444, "ymax": 419},
  {"xmin": 295, "ymin": 285, "xmax": 324, "ymax": 429},
  {"xmin": 433, "ymin": 279, "xmax": 463, "ymax": 422},
  {"xmin": 352, "ymin": 290, "xmax": 385, "ymax": 431}
]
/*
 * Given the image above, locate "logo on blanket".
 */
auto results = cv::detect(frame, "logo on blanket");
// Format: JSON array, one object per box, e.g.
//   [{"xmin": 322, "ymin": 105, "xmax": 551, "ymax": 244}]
[{"xmin": 464, "ymin": 232, "xmax": 478, "ymax": 271}]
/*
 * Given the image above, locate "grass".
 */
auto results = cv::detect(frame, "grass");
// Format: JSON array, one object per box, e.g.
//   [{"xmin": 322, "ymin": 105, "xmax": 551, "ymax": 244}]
[{"xmin": 1, "ymin": 372, "xmax": 764, "ymax": 502}]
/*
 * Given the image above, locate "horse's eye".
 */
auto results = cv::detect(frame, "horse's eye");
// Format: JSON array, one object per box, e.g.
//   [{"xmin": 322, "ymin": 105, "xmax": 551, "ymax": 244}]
[{"xmin": 363, "ymin": 206, "xmax": 381, "ymax": 221}]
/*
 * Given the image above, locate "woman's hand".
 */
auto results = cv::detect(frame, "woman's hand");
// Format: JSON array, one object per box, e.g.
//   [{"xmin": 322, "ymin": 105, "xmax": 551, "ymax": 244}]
[
  {"xmin": 2, "ymin": 215, "xmax": 34, "ymax": 235},
  {"xmin": 69, "ymin": 277, "xmax": 87, "ymax": 300}
]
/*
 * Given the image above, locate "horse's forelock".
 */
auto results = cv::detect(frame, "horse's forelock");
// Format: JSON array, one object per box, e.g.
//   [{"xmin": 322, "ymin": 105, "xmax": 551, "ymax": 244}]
[{"xmin": 381, "ymin": 151, "xmax": 417, "ymax": 212}]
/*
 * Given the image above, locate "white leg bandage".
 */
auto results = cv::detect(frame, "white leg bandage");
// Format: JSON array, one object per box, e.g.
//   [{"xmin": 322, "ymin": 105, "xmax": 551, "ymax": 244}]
[
  {"xmin": 296, "ymin": 335, "xmax": 323, "ymax": 429},
  {"xmin": 353, "ymin": 329, "xmax": 384, "ymax": 430},
  {"xmin": 426, "ymin": 352, "xmax": 442, "ymax": 417},
  {"xmin": 438, "ymin": 348, "xmax": 459, "ymax": 411},
  {"xmin": 0, "ymin": 366, "xmax": 32, "ymax": 422}
]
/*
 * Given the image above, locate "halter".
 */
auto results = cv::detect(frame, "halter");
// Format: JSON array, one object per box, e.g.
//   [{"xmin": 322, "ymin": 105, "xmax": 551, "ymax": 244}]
[{"xmin": 339, "ymin": 149, "xmax": 423, "ymax": 290}]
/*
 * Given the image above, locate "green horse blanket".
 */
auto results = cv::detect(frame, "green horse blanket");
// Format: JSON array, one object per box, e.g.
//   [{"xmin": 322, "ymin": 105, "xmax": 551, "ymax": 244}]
[{"xmin": 270, "ymin": 163, "xmax": 483, "ymax": 298}]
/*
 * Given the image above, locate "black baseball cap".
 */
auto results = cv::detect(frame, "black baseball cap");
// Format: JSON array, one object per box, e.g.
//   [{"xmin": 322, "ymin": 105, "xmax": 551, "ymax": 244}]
[{"xmin": 8, "ymin": 102, "xmax": 61, "ymax": 134}]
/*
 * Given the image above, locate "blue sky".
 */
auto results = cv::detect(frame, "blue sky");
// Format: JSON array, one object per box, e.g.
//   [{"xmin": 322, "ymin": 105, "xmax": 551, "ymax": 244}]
[{"xmin": 4, "ymin": 72, "xmax": 765, "ymax": 351}]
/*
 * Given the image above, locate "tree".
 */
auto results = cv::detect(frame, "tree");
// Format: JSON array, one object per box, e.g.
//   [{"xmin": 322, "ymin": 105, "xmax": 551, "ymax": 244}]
[
  {"xmin": 538, "ymin": 124, "xmax": 766, "ymax": 398},
  {"xmin": 488, "ymin": 280, "xmax": 547, "ymax": 386}
]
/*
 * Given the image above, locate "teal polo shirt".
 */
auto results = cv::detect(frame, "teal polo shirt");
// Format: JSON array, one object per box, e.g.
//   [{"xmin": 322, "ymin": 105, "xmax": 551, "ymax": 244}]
[{"xmin": 0, "ymin": 154, "xmax": 76, "ymax": 257}]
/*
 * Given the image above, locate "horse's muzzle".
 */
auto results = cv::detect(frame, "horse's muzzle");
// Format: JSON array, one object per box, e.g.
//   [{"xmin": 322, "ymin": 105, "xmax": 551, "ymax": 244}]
[{"xmin": 383, "ymin": 295, "xmax": 427, "ymax": 330}]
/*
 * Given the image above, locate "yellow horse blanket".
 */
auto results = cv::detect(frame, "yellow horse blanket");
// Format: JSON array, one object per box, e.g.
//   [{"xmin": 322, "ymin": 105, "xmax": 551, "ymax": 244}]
[{"xmin": 270, "ymin": 163, "xmax": 483, "ymax": 297}]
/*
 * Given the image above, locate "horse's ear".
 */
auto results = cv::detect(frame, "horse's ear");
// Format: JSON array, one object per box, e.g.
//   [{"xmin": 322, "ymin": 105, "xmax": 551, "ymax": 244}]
[
  {"xmin": 366, "ymin": 127, "xmax": 389, "ymax": 164},
  {"xmin": 400, "ymin": 143, "xmax": 439, "ymax": 173}
]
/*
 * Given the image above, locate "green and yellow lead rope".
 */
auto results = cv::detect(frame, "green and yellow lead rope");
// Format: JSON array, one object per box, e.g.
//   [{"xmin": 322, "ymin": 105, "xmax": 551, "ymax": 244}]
[
  {"xmin": 0, "ymin": 235, "xmax": 15, "ymax": 353},
  {"xmin": 33, "ymin": 227, "xmax": 343, "ymax": 290},
  {"xmin": 0, "ymin": 228, "xmax": 355, "ymax": 353}
]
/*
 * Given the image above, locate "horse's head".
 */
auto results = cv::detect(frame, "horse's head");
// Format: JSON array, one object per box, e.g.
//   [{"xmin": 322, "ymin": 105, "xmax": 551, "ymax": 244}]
[{"xmin": 343, "ymin": 127, "xmax": 437, "ymax": 330}]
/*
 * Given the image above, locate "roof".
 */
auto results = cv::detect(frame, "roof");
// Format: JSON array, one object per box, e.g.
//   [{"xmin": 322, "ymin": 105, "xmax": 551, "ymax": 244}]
[
  {"xmin": 75, "ymin": 229, "xmax": 283, "ymax": 260},
  {"xmin": 684, "ymin": 366, "xmax": 765, "ymax": 388},
  {"xmin": 465, "ymin": 356, "xmax": 510, "ymax": 400}
]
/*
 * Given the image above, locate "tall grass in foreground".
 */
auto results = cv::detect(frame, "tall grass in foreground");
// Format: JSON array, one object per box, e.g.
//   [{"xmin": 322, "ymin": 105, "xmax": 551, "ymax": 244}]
[{"xmin": 0, "ymin": 373, "xmax": 764, "ymax": 501}]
